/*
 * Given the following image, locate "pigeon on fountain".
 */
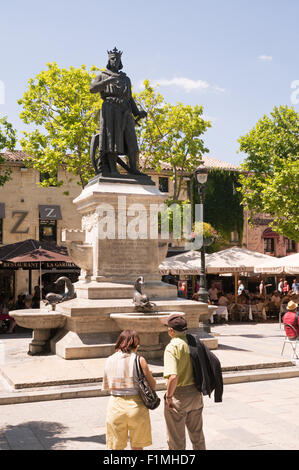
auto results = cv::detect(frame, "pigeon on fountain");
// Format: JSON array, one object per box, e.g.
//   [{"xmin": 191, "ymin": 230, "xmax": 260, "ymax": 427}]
[
  {"xmin": 45, "ymin": 276, "xmax": 76, "ymax": 310},
  {"xmin": 133, "ymin": 276, "xmax": 157, "ymax": 313}
]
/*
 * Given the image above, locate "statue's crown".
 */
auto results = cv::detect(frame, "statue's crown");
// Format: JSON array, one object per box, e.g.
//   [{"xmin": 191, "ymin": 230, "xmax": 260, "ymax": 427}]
[{"xmin": 107, "ymin": 47, "xmax": 122, "ymax": 58}]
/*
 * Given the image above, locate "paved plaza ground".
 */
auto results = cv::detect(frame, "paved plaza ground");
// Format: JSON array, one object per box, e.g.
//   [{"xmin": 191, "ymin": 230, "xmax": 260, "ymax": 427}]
[
  {"xmin": 0, "ymin": 321, "xmax": 299, "ymax": 450},
  {"xmin": 1, "ymin": 378, "xmax": 299, "ymax": 450}
]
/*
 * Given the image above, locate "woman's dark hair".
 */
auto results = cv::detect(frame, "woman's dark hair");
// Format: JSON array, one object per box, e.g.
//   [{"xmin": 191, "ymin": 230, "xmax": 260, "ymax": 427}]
[{"xmin": 115, "ymin": 330, "xmax": 140, "ymax": 353}]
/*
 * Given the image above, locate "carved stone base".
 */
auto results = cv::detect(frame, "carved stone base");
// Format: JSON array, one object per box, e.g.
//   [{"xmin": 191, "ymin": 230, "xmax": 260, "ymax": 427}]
[{"xmin": 86, "ymin": 173, "xmax": 155, "ymax": 187}]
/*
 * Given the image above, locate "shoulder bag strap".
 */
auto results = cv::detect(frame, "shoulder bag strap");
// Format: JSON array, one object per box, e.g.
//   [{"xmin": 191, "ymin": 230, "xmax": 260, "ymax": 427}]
[{"xmin": 135, "ymin": 354, "xmax": 144, "ymax": 379}]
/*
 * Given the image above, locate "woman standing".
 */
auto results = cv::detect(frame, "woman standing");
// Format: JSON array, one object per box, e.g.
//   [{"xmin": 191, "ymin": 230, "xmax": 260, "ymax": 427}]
[
  {"xmin": 283, "ymin": 280, "xmax": 290, "ymax": 296},
  {"xmin": 102, "ymin": 330, "xmax": 156, "ymax": 450}
]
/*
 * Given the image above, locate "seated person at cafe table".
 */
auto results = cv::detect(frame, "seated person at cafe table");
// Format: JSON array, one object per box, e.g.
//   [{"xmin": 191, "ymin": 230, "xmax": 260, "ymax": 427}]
[
  {"xmin": 271, "ymin": 291, "xmax": 281, "ymax": 307},
  {"xmin": 208, "ymin": 284, "xmax": 219, "ymax": 304},
  {"xmin": 217, "ymin": 292, "xmax": 229, "ymax": 306},
  {"xmin": 283, "ymin": 301, "xmax": 299, "ymax": 338}
]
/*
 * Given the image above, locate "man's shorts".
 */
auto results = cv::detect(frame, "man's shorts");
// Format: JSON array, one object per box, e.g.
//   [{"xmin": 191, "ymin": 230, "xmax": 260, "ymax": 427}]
[{"xmin": 106, "ymin": 395, "xmax": 152, "ymax": 449}]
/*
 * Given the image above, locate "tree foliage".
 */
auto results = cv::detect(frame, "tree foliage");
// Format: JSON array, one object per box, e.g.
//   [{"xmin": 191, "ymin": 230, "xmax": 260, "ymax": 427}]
[
  {"xmin": 19, "ymin": 71, "xmax": 211, "ymax": 196},
  {"xmin": 238, "ymin": 105, "xmax": 299, "ymax": 241},
  {"xmin": 134, "ymin": 80, "xmax": 211, "ymax": 201},
  {"xmin": 18, "ymin": 63, "xmax": 102, "ymax": 188},
  {"xmin": 0, "ymin": 116, "xmax": 17, "ymax": 186}
]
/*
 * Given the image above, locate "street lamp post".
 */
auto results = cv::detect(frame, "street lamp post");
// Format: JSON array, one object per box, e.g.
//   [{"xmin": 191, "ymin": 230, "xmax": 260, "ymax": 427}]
[{"xmin": 194, "ymin": 162, "xmax": 209, "ymax": 304}]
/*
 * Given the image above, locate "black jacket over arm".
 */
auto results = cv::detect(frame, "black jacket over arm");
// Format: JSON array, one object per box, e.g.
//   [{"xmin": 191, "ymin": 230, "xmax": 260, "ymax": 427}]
[{"xmin": 186, "ymin": 333, "xmax": 223, "ymax": 403}]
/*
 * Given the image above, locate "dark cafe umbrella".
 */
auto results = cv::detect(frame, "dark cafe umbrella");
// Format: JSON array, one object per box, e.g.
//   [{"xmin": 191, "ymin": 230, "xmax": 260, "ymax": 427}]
[
  {"xmin": 7, "ymin": 248, "xmax": 73, "ymax": 264},
  {"xmin": 6, "ymin": 246, "xmax": 76, "ymax": 297}
]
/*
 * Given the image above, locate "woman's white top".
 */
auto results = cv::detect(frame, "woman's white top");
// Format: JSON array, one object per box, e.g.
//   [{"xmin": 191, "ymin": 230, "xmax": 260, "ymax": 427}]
[{"xmin": 102, "ymin": 350, "xmax": 139, "ymax": 396}]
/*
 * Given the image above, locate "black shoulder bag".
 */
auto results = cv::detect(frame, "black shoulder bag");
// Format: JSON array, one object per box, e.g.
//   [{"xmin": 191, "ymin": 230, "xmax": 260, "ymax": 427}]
[{"xmin": 133, "ymin": 355, "xmax": 161, "ymax": 410}]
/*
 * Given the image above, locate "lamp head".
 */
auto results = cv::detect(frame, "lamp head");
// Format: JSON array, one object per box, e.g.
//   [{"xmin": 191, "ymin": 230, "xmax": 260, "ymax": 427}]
[{"xmin": 194, "ymin": 161, "xmax": 208, "ymax": 184}]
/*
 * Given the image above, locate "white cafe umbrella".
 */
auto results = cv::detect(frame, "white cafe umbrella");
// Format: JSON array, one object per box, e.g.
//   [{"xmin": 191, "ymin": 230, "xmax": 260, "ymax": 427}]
[
  {"xmin": 205, "ymin": 246, "xmax": 277, "ymax": 273},
  {"xmin": 159, "ymin": 250, "xmax": 206, "ymax": 275},
  {"xmin": 254, "ymin": 253, "xmax": 299, "ymax": 275},
  {"xmin": 205, "ymin": 246, "xmax": 280, "ymax": 302},
  {"xmin": 279, "ymin": 253, "xmax": 299, "ymax": 275}
]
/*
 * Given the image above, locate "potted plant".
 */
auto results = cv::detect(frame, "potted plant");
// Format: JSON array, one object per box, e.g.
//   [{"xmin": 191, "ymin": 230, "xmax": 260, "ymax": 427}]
[{"xmin": 189, "ymin": 222, "xmax": 218, "ymax": 246}]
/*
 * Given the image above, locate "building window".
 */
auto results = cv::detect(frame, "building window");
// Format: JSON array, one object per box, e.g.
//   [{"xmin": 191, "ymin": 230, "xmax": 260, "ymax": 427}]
[
  {"xmin": 286, "ymin": 239, "xmax": 296, "ymax": 252},
  {"xmin": 264, "ymin": 238, "xmax": 274, "ymax": 253},
  {"xmin": 39, "ymin": 220, "xmax": 57, "ymax": 243},
  {"xmin": 231, "ymin": 231, "xmax": 239, "ymax": 243},
  {"xmin": 0, "ymin": 219, "xmax": 2, "ymax": 244},
  {"xmin": 159, "ymin": 177, "xmax": 169, "ymax": 193},
  {"xmin": 40, "ymin": 171, "xmax": 57, "ymax": 186}
]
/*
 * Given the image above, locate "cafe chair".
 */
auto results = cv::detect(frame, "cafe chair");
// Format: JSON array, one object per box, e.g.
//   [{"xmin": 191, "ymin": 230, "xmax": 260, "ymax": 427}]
[{"xmin": 281, "ymin": 324, "xmax": 299, "ymax": 360}]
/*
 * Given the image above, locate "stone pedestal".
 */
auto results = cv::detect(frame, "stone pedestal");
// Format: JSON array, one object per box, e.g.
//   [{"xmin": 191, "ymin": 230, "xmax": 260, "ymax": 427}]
[
  {"xmin": 29, "ymin": 329, "xmax": 51, "ymax": 355},
  {"xmin": 20, "ymin": 179, "xmax": 218, "ymax": 360}
]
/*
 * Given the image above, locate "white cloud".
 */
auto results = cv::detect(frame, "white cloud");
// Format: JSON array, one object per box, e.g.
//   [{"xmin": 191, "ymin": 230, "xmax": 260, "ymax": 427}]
[
  {"xmin": 258, "ymin": 55, "xmax": 273, "ymax": 62},
  {"xmin": 153, "ymin": 77, "xmax": 210, "ymax": 92},
  {"xmin": 138, "ymin": 77, "xmax": 226, "ymax": 94},
  {"xmin": 202, "ymin": 114, "xmax": 217, "ymax": 122}
]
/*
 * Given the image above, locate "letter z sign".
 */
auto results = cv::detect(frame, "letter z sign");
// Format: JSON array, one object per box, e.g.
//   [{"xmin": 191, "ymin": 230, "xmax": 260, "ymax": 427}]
[
  {"xmin": 11, "ymin": 211, "xmax": 29, "ymax": 234},
  {"xmin": 44, "ymin": 207, "xmax": 57, "ymax": 218}
]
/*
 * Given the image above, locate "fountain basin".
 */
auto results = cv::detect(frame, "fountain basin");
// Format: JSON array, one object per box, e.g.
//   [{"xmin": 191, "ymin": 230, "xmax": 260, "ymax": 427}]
[
  {"xmin": 10, "ymin": 309, "xmax": 66, "ymax": 355},
  {"xmin": 110, "ymin": 311, "xmax": 185, "ymax": 359},
  {"xmin": 10, "ymin": 309, "xmax": 66, "ymax": 330}
]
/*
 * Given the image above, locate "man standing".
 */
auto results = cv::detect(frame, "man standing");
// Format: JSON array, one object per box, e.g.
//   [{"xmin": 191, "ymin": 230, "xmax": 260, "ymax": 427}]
[
  {"xmin": 278, "ymin": 278, "xmax": 284, "ymax": 294},
  {"xmin": 237, "ymin": 280, "xmax": 245, "ymax": 296},
  {"xmin": 292, "ymin": 279, "xmax": 299, "ymax": 295},
  {"xmin": 160, "ymin": 314, "xmax": 206, "ymax": 450}
]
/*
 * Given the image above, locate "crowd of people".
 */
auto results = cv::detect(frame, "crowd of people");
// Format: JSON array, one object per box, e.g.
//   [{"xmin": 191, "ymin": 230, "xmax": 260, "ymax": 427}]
[{"xmin": 204, "ymin": 277, "xmax": 299, "ymax": 322}]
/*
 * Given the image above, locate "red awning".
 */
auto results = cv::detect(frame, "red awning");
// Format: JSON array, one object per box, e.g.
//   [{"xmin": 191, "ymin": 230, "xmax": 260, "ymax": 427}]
[
  {"xmin": 262, "ymin": 228, "xmax": 280, "ymax": 238},
  {"xmin": 7, "ymin": 248, "xmax": 73, "ymax": 263}
]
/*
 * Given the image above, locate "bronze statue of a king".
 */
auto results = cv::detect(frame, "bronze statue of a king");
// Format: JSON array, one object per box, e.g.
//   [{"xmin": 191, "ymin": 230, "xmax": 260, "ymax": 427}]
[{"xmin": 90, "ymin": 48, "xmax": 149, "ymax": 180}]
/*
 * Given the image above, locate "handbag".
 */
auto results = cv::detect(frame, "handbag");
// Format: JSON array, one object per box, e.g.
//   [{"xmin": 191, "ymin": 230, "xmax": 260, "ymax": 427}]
[{"xmin": 133, "ymin": 355, "xmax": 161, "ymax": 410}]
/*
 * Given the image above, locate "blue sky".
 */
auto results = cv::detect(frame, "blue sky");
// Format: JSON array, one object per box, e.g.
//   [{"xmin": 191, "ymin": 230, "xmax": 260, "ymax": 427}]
[{"xmin": 0, "ymin": 0, "xmax": 298, "ymax": 165}]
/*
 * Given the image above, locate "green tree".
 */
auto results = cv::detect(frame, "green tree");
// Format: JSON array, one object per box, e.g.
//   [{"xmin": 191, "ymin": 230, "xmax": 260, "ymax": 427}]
[
  {"xmin": 0, "ymin": 116, "xmax": 17, "ymax": 185},
  {"xmin": 238, "ymin": 105, "xmax": 299, "ymax": 241},
  {"xmin": 135, "ymin": 80, "xmax": 211, "ymax": 201},
  {"xmin": 18, "ymin": 63, "xmax": 102, "ymax": 188}
]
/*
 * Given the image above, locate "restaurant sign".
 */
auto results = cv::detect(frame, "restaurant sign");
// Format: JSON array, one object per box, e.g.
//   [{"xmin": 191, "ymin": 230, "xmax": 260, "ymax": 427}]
[
  {"xmin": 251, "ymin": 217, "xmax": 274, "ymax": 226},
  {"xmin": 1, "ymin": 261, "xmax": 76, "ymax": 268}
]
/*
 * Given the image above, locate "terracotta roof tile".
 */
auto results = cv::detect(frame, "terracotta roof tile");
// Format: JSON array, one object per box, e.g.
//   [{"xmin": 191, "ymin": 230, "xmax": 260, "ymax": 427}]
[
  {"xmin": 0, "ymin": 150, "xmax": 28, "ymax": 162},
  {"xmin": 2, "ymin": 151, "xmax": 240, "ymax": 172}
]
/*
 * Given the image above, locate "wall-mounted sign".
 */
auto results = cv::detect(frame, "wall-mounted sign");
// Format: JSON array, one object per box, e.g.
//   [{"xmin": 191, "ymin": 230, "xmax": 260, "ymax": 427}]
[
  {"xmin": 251, "ymin": 217, "xmax": 274, "ymax": 226},
  {"xmin": 38, "ymin": 205, "xmax": 62, "ymax": 220},
  {"xmin": 10, "ymin": 211, "xmax": 29, "ymax": 234}
]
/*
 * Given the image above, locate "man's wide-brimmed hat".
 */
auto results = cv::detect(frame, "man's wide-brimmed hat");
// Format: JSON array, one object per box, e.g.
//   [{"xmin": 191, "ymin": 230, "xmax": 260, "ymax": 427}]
[
  {"xmin": 287, "ymin": 300, "xmax": 298, "ymax": 311},
  {"xmin": 160, "ymin": 313, "xmax": 187, "ymax": 332}
]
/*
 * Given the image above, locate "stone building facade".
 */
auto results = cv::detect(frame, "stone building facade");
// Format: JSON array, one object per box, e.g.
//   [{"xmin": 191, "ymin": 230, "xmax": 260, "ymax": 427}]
[
  {"xmin": 0, "ymin": 150, "xmax": 297, "ymax": 298},
  {"xmin": 0, "ymin": 151, "xmax": 82, "ymax": 297},
  {"xmin": 242, "ymin": 210, "xmax": 298, "ymax": 257}
]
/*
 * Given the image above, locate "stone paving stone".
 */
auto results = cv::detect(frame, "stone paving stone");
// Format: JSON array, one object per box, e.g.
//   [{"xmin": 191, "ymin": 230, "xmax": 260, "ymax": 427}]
[
  {"xmin": 0, "ymin": 434, "xmax": 10, "ymax": 450},
  {"xmin": 2, "ymin": 371, "xmax": 299, "ymax": 450},
  {"xmin": 4, "ymin": 425, "xmax": 44, "ymax": 450},
  {"xmin": 220, "ymin": 426, "xmax": 267, "ymax": 446},
  {"xmin": 208, "ymin": 438, "xmax": 242, "ymax": 450},
  {"xmin": 232, "ymin": 418, "xmax": 277, "ymax": 436}
]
